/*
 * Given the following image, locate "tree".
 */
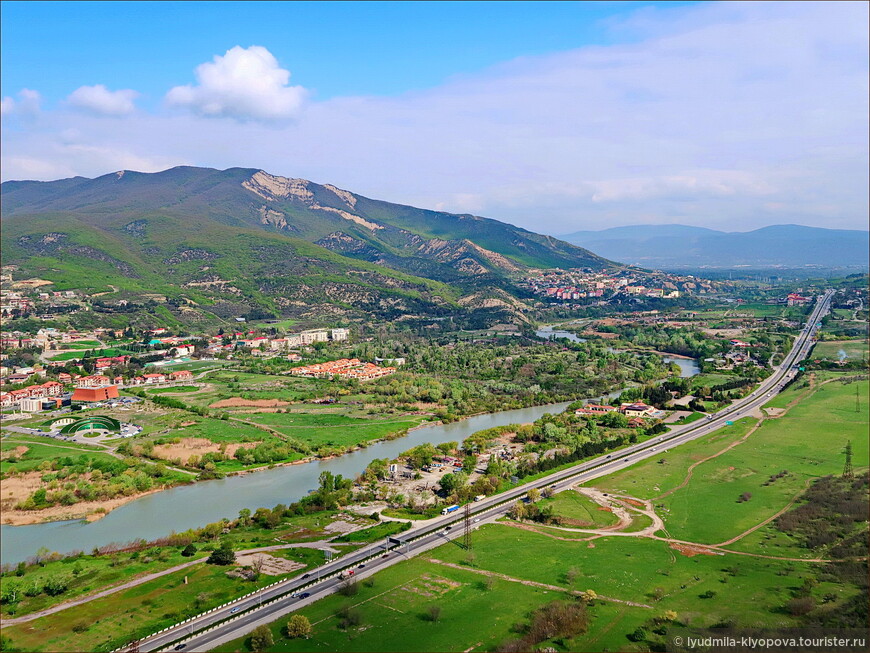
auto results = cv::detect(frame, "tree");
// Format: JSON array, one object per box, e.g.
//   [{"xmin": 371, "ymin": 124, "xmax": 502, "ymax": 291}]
[
  {"xmin": 440, "ymin": 472, "xmax": 467, "ymax": 495},
  {"xmin": 206, "ymin": 541, "xmax": 235, "ymax": 566},
  {"xmin": 286, "ymin": 614, "xmax": 312, "ymax": 639},
  {"xmin": 238, "ymin": 508, "xmax": 252, "ymax": 526},
  {"xmin": 249, "ymin": 625, "xmax": 274, "ymax": 651},
  {"xmin": 427, "ymin": 605, "xmax": 442, "ymax": 622},
  {"xmin": 527, "ymin": 487, "xmax": 541, "ymax": 503}
]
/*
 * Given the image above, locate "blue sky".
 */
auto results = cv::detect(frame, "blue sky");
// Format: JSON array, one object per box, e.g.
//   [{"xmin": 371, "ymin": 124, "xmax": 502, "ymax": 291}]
[
  {"xmin": 2, "ymin": 1, "xmax": 697, "ymax": 103},
  {"xmin": 2, "ymin": 1, "xmax": 867, "ymax": 233}
]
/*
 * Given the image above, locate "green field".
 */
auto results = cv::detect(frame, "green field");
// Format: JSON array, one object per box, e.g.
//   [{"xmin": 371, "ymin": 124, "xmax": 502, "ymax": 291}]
[
  {"xmin": 812, "ymin": 339, "xmax": 869, "ymax": 362},
  {"xmin": 538, "ymin": 490, "xmax": 619, "ymax": 528},
  {"xmin": 213, "ymin": 556, "xmax": 580, "ymax": 653},
  {"xmin": 145, "ymin": 385, "xmax": 201, "ymax": 394},
  {"xmin": 0, "ymin": 562, "xmax": 298, "ymax": 653},
  {"xmin": 0, "ymin": 547, "xmax": 198, "ymax": 619},
  {"xmin": 655, "ymin": 379, "xmax": 868, "ymax": 545},
  {"xmin": 249, "ymin": 413, "xmax": 427, "ymax": 450},
  {"xmin": 215, "ymin": 527, "xmax": 825, "ymax": 653},
  {"xmin": 49, "ymin": 347, "xmax": 134, "ymax": 362},
  {"xmin": 1, "ymin": 437, "xmax": 117, "ymax": 474}
]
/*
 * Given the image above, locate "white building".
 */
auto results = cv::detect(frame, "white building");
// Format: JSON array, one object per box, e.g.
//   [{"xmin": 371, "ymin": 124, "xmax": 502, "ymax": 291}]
[
  {"xmin": 19, "ymin": 397, "xmax": 44, "ymax": 412},
  {"xmin": 330, "ymin": 328, "xmax": 349, "ymax": 342}
]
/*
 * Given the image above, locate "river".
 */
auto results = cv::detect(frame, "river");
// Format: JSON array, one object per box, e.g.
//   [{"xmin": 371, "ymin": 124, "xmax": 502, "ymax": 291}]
[
  {"xmin": 1, "ymin": 401, "xmax": 573, "ymax": 565},
  {"xmin": 2, "ymin": 336, "xmax": 699, "ymax": 565}
]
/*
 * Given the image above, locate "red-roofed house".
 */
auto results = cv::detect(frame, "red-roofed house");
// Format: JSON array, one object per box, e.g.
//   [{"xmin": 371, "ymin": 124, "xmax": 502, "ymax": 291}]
[{"xmin": 170, "ymin": 370, "xmax": 194, "ymax": 382}]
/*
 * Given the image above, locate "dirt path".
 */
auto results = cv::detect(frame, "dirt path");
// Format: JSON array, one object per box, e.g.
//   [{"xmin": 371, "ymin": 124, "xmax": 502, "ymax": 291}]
[
  {"xmin": 426, "ymin": 558, "xmax": 653, "ymax": 609},
  {"xmin": 1, "ymin": 540, "xmax": 341, "ymax": 624},
  {"xmin": 655, "ymin": 373, "xmax": 826, "ymax": 503},
  {"xmin": 654, "ymin": 418, "xmax": 764, "ymax": 501},
  {"xmin": 713, "ymin": 479, "xmax": 812, "ymax": 547}
]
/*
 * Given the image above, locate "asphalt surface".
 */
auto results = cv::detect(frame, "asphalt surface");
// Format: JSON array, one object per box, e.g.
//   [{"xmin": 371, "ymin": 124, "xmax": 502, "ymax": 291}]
[{"xmin": 135, "ymin": 291, "xmax": 833, "ymax": 653}]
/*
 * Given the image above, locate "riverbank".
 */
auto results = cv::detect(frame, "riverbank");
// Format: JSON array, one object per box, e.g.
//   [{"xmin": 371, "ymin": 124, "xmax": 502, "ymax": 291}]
[{"xmin": 0, "ymin": 486, "xmax": 168, "ymax": 526}]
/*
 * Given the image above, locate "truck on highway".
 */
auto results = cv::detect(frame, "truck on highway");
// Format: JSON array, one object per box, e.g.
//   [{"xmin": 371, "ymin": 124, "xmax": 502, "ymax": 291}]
[
  {"xmin": 441, "ymin": 504, "xmax": 460, "ymax": 515},
  {"xmin": 474, "ymin": 495, "xmax": 485, "ymax": 502},
  {"xmin": 339, "ymin": 569, "xmax": 356, "ymax": 579}
]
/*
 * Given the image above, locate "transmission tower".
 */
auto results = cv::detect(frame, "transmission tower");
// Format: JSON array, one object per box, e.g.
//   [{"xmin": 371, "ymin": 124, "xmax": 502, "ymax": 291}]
[
  {"xmin": 843, "ymin": 440, "xmax": 854, "ymax": 479},
  {"xmin": 463, "ymin": 504, "xmax": 472, "ymax": 550}
]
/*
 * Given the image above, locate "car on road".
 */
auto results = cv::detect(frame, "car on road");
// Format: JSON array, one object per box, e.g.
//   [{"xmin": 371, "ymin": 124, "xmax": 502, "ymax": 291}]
[
  {"xmin": 230, "ymin": 607, "xmax": 240, "ymax": 613},
  {"xmin": 358, "ymin": 564, "xmax": 366, "ymax": 568},
  {"xmin": 302, "ymin": 573, "xmax": 310, "ymax": 578},
  {"xmin": 382, "ymin": 553, "xmax": 389, "ymax": 558},
  {"xmin": 299, "ymin": 592, "xmax": 311, "ymax": 598},
  {"xmin": 473, "ymin": 518, "xmax": 480, "ymax": 523},
  {"xmin": 174, "ymin": 645, "xmax": 186, "ymax": 651}
]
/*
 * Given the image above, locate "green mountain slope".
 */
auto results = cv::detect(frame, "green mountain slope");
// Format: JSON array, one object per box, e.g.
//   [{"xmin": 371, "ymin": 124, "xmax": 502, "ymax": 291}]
[{"xmin": 1, "ymin": 166, "xmax": 611, "ymax": 327}]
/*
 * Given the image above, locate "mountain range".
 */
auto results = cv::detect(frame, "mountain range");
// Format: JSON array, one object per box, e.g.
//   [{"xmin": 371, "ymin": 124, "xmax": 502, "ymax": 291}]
[
  {"xmin": 559, "ymin": 224, "xmax": 870, "ymax": 270},
  {"xmin": 0, "ymin": 166, "xmax": 610, "ymax": 328}
]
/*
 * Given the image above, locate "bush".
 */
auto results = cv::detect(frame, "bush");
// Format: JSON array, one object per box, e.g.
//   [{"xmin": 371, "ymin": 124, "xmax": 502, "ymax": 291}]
[
  {"xmin": 249, "ymin": 625, "xmax": 273, "ymax": 651},
  {"xmin": 286, "ymin": 614, "xmax": 312, "ymax": 639},
  {"xmin": 181, "ymin": 543, "xmax": 197, "ymax": 557}
]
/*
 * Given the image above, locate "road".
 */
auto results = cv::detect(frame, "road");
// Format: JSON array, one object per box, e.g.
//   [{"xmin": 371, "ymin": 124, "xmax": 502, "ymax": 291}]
[{"xmin": 131, "ymin": 291, "xmax": 833, "ymax": 653}]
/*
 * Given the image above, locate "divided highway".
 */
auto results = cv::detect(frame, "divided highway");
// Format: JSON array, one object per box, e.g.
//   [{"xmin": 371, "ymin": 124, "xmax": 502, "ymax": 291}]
[{"xmin": 138, "ymin": 291, "xmax": 833, "ymax": 653}]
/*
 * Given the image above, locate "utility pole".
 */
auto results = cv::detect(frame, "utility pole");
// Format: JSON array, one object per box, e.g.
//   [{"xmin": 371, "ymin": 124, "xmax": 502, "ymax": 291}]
[
  {"xmin": 843, "ymin": 440, "xmax": 854, "ymax": 480},
  {"xmin": 463, "ymin": 504, "xmax": 472, "ymax": 550},
  {"xmin": 856, "ymin": 384, "xmax": 861, "ymax": 414}
]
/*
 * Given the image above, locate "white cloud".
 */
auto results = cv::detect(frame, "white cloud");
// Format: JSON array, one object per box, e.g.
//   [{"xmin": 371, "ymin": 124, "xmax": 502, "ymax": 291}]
[
  {"xmin": 165, "ymin": 46, "xmax": 307, "ymax": 122},
  {"xmin": 67, "ymin": 85, "xmax": 139, "ymax": 116},
  {"xmin": 1, "ymin": 88, "xmax": 42, "ymax": 117}
]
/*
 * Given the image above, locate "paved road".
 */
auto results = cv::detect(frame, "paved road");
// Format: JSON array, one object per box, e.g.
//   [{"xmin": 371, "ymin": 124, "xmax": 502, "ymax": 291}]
[{"xmin": 129, "ymin": 291, "xmax": 833, "ymax": 653}]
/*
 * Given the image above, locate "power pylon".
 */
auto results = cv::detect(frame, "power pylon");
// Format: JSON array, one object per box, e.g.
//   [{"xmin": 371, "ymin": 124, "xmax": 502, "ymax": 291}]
[
  {"xmin": 463, "ymin": 504, "xmax": 472, "ymax": 550},
  {"xmin": 843, "ymin": 440, "xmax": 854, "ymax": 479}
]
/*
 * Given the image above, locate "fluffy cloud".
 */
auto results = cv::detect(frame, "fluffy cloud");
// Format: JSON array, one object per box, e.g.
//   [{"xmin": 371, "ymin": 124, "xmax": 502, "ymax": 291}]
[
  {"xmin": 165, "ymin": 46, "xmax": 307, "ymax": 122},
  {"xmin": 67, "ymin": 85, "xmax": 139, "ymax": 116},
  {"xmin": 1, "ymin": 88, "xmax": 42, "ymax": 117}
]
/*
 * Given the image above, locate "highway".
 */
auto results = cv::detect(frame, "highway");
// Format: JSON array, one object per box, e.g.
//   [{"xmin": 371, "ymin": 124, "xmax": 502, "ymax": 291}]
[{"xmin": 135, "ymin": 290, "xmax": 833, "ymax": 653}]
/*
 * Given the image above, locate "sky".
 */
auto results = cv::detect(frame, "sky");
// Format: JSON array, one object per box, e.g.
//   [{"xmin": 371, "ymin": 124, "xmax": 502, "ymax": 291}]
[{"xmin": 1, "ymin": 1, "xmax": 867, "ymax": 234}]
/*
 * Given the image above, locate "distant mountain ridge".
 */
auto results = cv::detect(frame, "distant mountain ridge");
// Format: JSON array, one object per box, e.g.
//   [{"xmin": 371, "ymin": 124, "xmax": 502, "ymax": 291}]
[
  {"xmin": 0, "ymin": 166, "xmax": 611, "ymax": 328},
  {"xmin": 559, "ymin": 224, "xmax": 869, "ymax": 269}
]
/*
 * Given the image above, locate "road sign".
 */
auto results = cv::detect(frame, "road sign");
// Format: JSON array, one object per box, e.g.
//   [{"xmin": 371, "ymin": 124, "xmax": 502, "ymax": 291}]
[{"xmin": 725, "ymin": 421, "xmax": 734, "ymax": 425}]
